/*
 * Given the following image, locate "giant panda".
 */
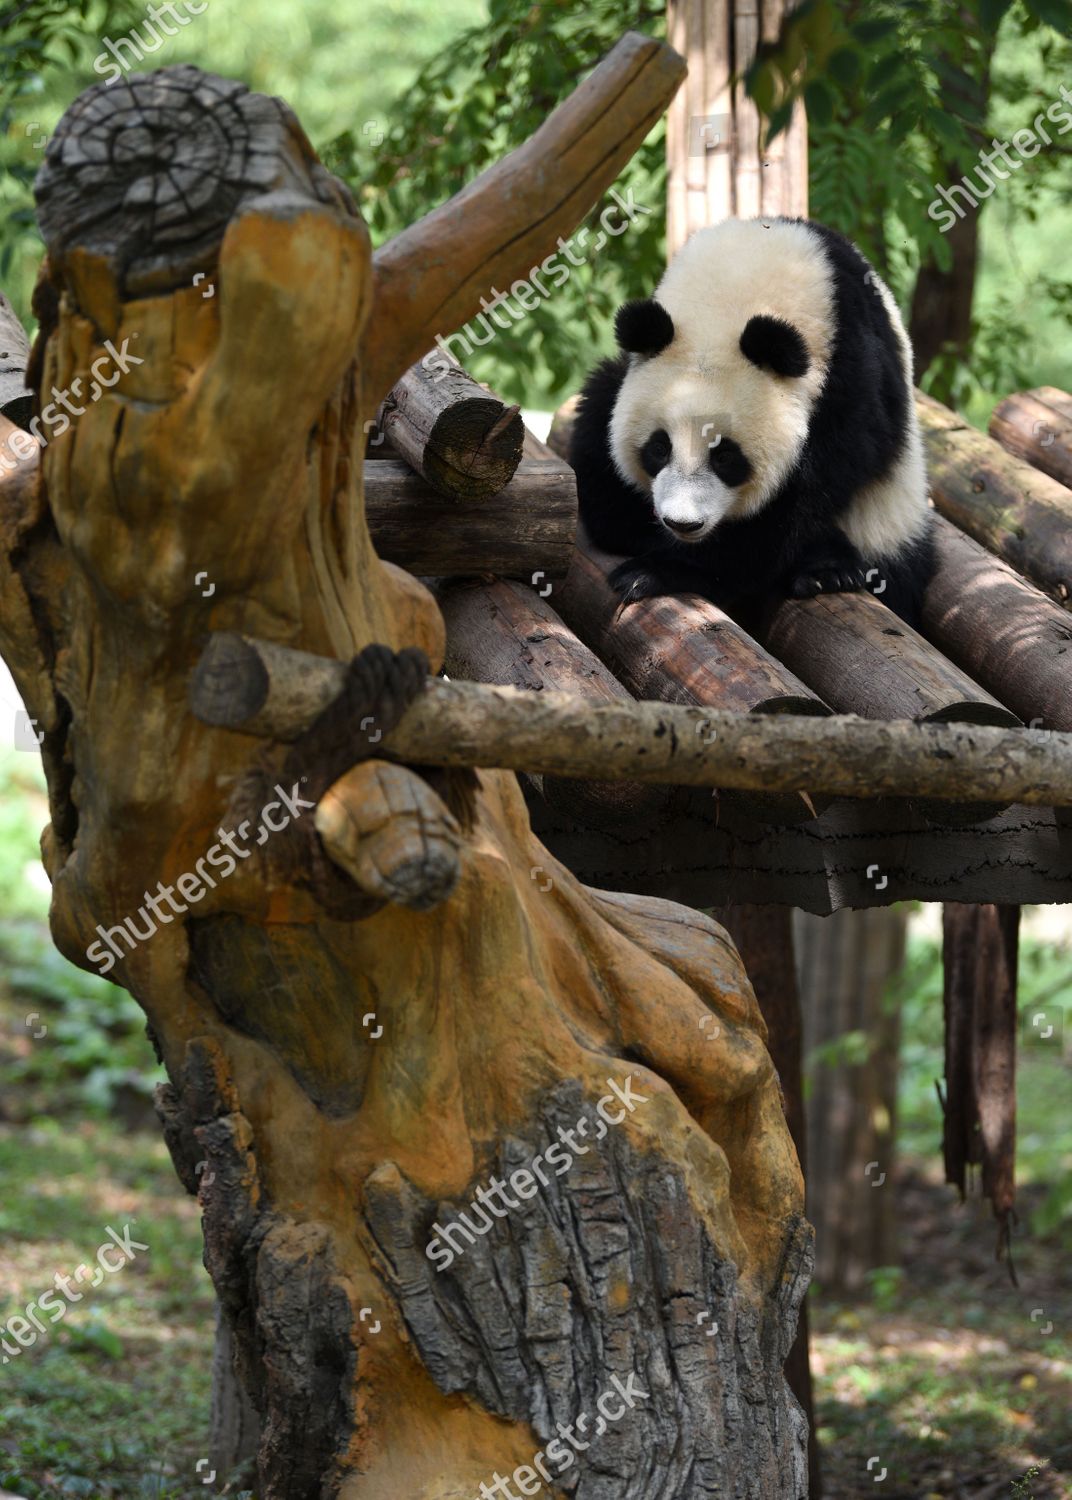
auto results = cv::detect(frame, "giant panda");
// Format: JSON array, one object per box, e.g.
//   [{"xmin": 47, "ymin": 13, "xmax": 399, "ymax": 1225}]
[{"xmin": 570, "ymin": 216, "xmax": 934, "ymax": 627}]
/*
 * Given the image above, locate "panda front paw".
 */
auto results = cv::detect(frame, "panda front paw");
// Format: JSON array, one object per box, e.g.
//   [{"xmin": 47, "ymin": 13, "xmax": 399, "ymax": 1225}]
[
  {"xmin": 788, "ymin": 558, "xmax": 867, "ymax": 599},
  {"xmin": 608, "ymin": 559, "xmax": 672, "ymax": 605}
]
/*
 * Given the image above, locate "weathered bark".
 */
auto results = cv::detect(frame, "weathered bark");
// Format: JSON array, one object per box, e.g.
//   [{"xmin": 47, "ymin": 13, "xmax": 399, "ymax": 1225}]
[
  {"xmin": 710, "ymin": 905, "xmax": 819, "ymax": 1500},
  {"xmin": 363, "ymin": 454, "xmax": 576, "ymax": 577},
  {"xmin": 2, "ymin": 48, "xmax": 815, "ymax": 1500},
  {"xmin": 378, "ymin": 360, "xmax": 524, "ymax": 500},
  {"xmin": 210, "ymin": 1303, "xmax": 260, "ymax": 1482},
  {"xmin": 941, "ymin": 903, "xmax": 1020, "ymax": 1263},
  {"xmin": 0, "ymin": 291, "xmax": 32, "ymax": 429},
  {"xmin": 918, "ymin": 391, "xmax": 1072, "ymax": 606},
  {"xmin": 989, "ymin": 387, "xmax": 1072, "ymax": 492},
  {"xmin": 921, "ymin": 515, "xmax": 1072, "ymax": 732},
  {"xmin": 190, "ymin": 634, "xmax": 1072, "ymax": 808},
  {"xmin": 431, "ymin": 574, "xmax": 670, "ymax": 831}
]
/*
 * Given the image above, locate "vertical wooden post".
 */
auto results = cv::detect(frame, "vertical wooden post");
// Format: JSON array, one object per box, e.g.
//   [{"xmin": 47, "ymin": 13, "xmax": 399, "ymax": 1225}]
[
  {"xmin": 669, "ymin": 3, "xmax": 813, "ymax": 1484},
  {"xmin": 714, "ymin": 905, "xmax": 821, "ymax": 1500},
  {"xmin": 666, "ymin": 0, "xmax": 808, "ymax": 256}
]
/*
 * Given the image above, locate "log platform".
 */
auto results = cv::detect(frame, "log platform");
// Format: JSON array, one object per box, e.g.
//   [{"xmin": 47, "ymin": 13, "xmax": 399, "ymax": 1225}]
[{"xmin": 433, "ymin": 392, "xmax": 1072, "ymax": 912}]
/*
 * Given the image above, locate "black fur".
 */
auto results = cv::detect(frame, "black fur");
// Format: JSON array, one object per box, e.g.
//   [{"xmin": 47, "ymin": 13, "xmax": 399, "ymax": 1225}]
[
  {"xmin": 615, "ymin": 298, "xmax": 675, "ymax": 356},
  {"xmin": 739, "ymin": 314, "xmax": 810, "ymax": 377},
  {"xmin": 569, "ymin": 218, "xmax": 934, "ymax": 627}
]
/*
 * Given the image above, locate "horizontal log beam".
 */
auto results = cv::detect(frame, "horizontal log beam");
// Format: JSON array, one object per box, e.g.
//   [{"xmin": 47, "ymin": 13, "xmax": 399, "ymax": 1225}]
[
  {"xmin": 379, "ymin": 361, "xmax": 524, "ymax": 501},
  {"xmin": 921, "ymin": 515, "xmax": 1072, "ymax": 733},
  {"xmin": 432, "ymin": 575, "xmax": 669, "ymax": 830},
  {"xmin": 760, "ymin": 585, "xmax": 1020, "ymax": 825},
  {"xmin": 554, "ymin": 535, "xmax": 831, "ymax": 823},
  {"xmin": 918, "ymin": 391, "xmax": 1072, "ymax": 606},
  {"xmin": 364, "ymin": 455, "xmax": 575, "ymax": 577},
  {"xmin": 988, "ymin": 386, "xmax": 1072, "ymax": 491},
  {"xmin": 530, "ymin": 797, "xmax": 1072, "ymax": 913},
  {"xmin": 190, "ymin": 632, "xmax": 1072, "ymax": 808}
]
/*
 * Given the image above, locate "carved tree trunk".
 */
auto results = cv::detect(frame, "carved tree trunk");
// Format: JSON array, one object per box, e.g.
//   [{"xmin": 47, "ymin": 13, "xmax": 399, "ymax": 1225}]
[{"xmin": 0, "ymin": 48, "xmax": 811, "ymax": 1499}]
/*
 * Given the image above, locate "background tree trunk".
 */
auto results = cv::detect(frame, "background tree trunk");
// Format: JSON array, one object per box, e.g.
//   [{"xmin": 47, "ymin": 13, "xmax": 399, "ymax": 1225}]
[
  {"xmin": 793, "ymin": 907, "xmax": 907, "ymax": 1295},
  {"xmin": 0, "ymin": 46, "xmax": 812, "ymax": 1499}
]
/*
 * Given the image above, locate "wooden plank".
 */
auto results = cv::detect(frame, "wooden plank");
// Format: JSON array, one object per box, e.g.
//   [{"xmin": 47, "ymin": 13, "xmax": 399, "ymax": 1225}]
[
  {"xmin": 918, "ymin": 391, "xmax": 1072, "ymax": 606},
  {"xmin": 921, "ymin": 515, "xmax": 1072, "ymax": 732},
  {"xmin": 363, "ymin": 456, "xmax": 575, "ymax": 578}
]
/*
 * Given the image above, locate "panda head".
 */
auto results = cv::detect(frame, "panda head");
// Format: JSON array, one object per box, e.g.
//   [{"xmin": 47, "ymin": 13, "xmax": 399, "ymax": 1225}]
[{"xmin": 607, "ymin": 219, "xmax": 834, "ymax": 543}]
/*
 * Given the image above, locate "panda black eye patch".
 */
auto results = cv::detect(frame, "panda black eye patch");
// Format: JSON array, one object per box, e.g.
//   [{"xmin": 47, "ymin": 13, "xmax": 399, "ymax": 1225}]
[
  {"xmin": 707, "ymin": 436, "xmax": 751, "ymax": 487},
  {"xmin": 640, "ymin": 429, "xmax": 672, "ymax": 476}
]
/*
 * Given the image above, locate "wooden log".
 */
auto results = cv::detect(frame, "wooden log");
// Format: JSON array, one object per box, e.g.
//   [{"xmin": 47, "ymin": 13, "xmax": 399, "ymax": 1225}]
[
  {"xmin": 988, "ymin": 387, "xmax": 1072, "ymax": 491},
  {"xmin": 921, "ymin": 515, "xmax": 1072, "ymax": 733},
  {"xmin": 918, "ymin": 391, "xmax": 1072, "ymax": 606},
  {"xmin": 366, "ymin": 32, "xmax": 687, "ymax": 403},
  {"xmin": 379, "ymin": 361, "xmax": 524, "ymax": 500},
  {"xmin": 432, "ymin": 575, "xmax": 670, "ymax": 831},
  {"xmin": 189, "ymin": 633, "xmax": 1072, "ymax": 808},
  {"xmin": 554, "ymin": 538, "xmax": 832, "ymax": 824},
  {"xmin": 761, "ymin": 586, "xmax": 1020, "ymax": 824},
  {"xmin": 546, "ymin": 393, "xmax": 579, "ymax": 462},
  {"xmin": 363, "ymin": 455, "xmax": 576, "ymax": 578},
  {"xmin": 0, "ymin": 292, "xmax": 32, "ymax": 430},
  {"xmin": 531, "ymin": 796, "xmax": 1072, "ymax": 913}
]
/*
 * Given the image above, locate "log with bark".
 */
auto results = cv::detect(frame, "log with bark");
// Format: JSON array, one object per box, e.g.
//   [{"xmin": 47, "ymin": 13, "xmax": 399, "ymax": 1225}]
[
  {"xmin": 921, "ymin": 515, "xmax": 1072, "ymax": 733},
  {"xmin": 918, "ymin": 391, "xmax": 1072, "ymax": 606},
  {"xmin": 378, "ymin": 359, "xmax": 524, "ymax": 499},
  {"xmin": 760, "ymin": 585, "xmax": 1021, "ymax": 825},
  {"xmin": 190, "ymin": 631, "xmax": 1072, "ymax": 808},
  {"xmin": 1, "ymin": 46, "xmax": 816, "ymax": 1500},
  {"xmin": 555, "ymin": 536, "xmax": 833, "ymax": 824},
  {"xmin": 431, "ymin": 574, "xmax": 671, "ymax": 831},
  {"xmin": 0, "ymin": 291, "xmax": 32, "ymax": 429},
  {"xmin": 988, "ymin": 386, "xmax": 1072, "ymax": 492},
  {"xmin": 363, "ymin": 452, "xmax": 576, "ymax": 577}
]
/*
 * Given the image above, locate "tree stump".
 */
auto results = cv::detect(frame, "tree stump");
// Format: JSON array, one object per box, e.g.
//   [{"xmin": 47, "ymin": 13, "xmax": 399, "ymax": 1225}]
[{"xmin": 0, "ymin": 50, "xmax": 812, "ymax": 1499}]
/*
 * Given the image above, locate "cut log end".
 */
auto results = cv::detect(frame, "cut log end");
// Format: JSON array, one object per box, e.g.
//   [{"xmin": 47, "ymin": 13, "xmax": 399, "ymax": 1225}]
[{"xmin": 189, "ymin": 631, "xmax": 270, "ymax": 728}]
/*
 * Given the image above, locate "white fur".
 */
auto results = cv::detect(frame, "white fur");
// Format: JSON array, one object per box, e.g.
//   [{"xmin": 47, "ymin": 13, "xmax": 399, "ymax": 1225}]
[{"xmin": 608, "ymin": 217, "xmax": 928, "ymax": 559}]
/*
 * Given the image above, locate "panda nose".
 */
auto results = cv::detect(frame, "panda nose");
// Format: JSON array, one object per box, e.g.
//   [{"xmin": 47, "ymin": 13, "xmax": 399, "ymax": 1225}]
[{"xmin": 663, "ymin": 517, "xmax": 704, "ymax": 537}]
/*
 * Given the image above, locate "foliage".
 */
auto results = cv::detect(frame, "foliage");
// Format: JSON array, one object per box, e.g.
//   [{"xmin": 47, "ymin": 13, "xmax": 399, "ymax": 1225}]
[
  {"xmin": 804, "ymin": 920, "xmax": 1072, "ymax": 1233},
  {"xmin": 746, "ymin": 0, "xmax": 1072, "ymax": 412},
  {"xmin": 322, "ymin": 0, "xmax": 668, "ymax": 405}
]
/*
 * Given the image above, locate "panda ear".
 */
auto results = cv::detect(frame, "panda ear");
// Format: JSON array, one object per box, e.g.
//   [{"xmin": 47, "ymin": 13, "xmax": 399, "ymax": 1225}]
[
  {"xmin": 615, "ymin": 299, "xmax": 675, "ymax": 357},
  {"xmin": 739, "ymin": 315, "xmax": 810, "ymax": 377}
]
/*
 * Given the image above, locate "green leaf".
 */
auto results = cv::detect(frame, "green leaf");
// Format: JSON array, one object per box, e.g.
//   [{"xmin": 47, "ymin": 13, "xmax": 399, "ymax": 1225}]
[
  {"xmin": 827, "ymin": 45, "xmax": 861, "ymax": 88},
  {"xmin": 804, "ymin": 77, "xmax": 836, "ymax": 125},
  {"xmin": 1023, "ymin": 0, "xmax": 1072, "ymax": 29},
  {"xmin": 851, "ymin": 16, "xmax": 900, "ymax": 44}
]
